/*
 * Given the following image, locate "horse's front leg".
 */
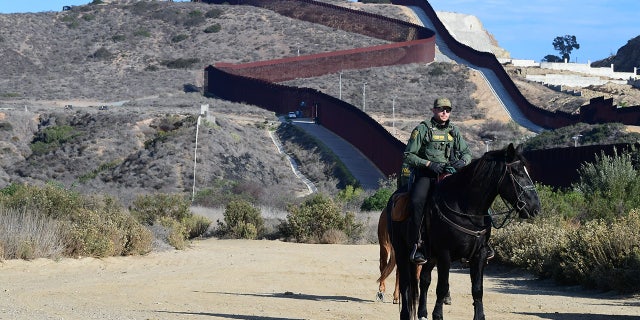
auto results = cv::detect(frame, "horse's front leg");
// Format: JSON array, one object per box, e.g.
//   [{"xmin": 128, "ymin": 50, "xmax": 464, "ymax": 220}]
[
  {"xmin": 417, "ymin": 263, "xmax": 432, "ymax": 320},
  {"xmin": 396, "ymin": 251, "xmax": 413, "ymax": 320},
  {"xmin": 469, "ymin": 255, "xmax": 487, "ymax": 320},
  {"xmin": 432, "ymin": 254, "xmax": 451, "ymax": 320}
]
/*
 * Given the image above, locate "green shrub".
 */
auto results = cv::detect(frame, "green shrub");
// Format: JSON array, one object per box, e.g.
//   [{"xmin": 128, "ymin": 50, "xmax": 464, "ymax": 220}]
[
  {"xmin": 30, "ymin": 125, "xmax": 79, "ymax": 156},
  {"xmin": 556, "ymin": 212, "xmax": 640, "ymax": 292},
  {"xmin": 493, "ymin": 219, "xmax": 571, "ymax": 277},
  {"xmin": 65, "ymin": 196, "xmax": 152, "ymax": 257},
  {"xmin": 360, "ymin": 187, "xmax": 393, "ymax": 211},
  {"xmin": 130, "ymin": 193, "xmax": 210, "ymax": 249},
  {"xmin": 130, "ymin": 193, "xmax": 191, "ymax": 225},
  {"xmin": 134, "ymin": 29, "xmax": 151, "ymax": 37},
  {"xmin": 0, "ymin": 184, "xmax": 152, "ymax": 258},
  {"xmin": 159, "ymin": 216, "xmax": 188, "ymax": 250},
  {"xmin": 493, "ymin": 211, "xmax": 640, "ymax": 293},
  {"xmin": 183, "ymin": 214, "xmax": 212, "ymax": 239},
  {"xmin": 535, "ymin": 184, "xmax": 585, "ymax": 220},
  {"xmin": 218, "ymin": 200, "xmax": 264, "ymax": 239},
  {"xmin": 0, "ymin": 182, "xmax": 84, "ymax": 220},
  {"xmin": 171, "ymin": 34, "xmax": 189, "ymax": 43},
  {"xmin": 162, "ymin": 58, "xmax": 200, "ymax": 69},
  {"xmin": 90, "ymin": 47, "xmax": 113, "ymax": 60},
  {"xmin": 204, "ymin": 24, "xmax": 221, "ymax": 33},
  {"xmin": 280, "ymin": 194, "xmax": 363, "ymax": 243},
  {"xmin": 574, "ymin": 149, "xmax": 640, "ymax": 221}
]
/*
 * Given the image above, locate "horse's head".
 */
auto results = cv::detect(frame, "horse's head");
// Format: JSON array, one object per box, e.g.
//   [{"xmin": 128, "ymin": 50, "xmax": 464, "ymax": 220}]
[{"xmin": 491, "ymin": 143, "xmax": 541, "ymax": 219}]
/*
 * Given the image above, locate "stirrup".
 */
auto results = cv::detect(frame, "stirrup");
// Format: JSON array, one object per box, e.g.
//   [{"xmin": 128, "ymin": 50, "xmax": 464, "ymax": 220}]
[{"xmin": 410, "ymin": 244, "xmax": 427, "ymax": 265}]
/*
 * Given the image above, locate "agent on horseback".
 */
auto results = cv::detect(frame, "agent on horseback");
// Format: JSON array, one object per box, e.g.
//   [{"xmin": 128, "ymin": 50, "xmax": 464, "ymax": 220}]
[{"xmin": 402, "ymin": 98, "xmax": 472, "ymax": 265}]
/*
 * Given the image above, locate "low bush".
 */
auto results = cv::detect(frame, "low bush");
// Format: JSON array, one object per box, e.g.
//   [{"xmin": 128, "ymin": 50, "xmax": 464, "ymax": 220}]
[
  {"xmin": 493, "ymin": 147, "xmax": 640, "ymax": 293},
  {"xmin": 130, "ymin": 193, "xmax": 211, "ymax": 249},
  {"xmin": 217, "ymin": 200, "xmax": 264, "ymax": 239},
  {"xmin": 0, "ymin": 183, "xmax": 152, "ymax": 258},
  {"xmin": 30, "ymin": 125, "xmax": 79, "ymax": 156},
  {"xmin": 171, "ymin": 34, "xmax": 189, "ymax": 43},
  {"xmin": 493, "ymin": 212, "xmax": 640, "ymax": 293},
  {"xmin": 162, "ymin": 57, "xmax": 200, "ymax": 69},
  {"xmin": 360, "ymin": 187, "xmax": 392, "ymax": 211},
  {"xmin": 279, "ymin": 194, "xmax": 363, "ymax": 243},
  {"xmin": 204, "ymin": 24, "xmax": 221, "ymax": 33}
]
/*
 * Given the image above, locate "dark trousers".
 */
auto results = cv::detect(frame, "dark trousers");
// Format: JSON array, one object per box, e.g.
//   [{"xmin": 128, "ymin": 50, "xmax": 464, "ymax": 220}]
[{"xmin": 409, "ymin": 174, "xmax": 433, "ymax": 247}]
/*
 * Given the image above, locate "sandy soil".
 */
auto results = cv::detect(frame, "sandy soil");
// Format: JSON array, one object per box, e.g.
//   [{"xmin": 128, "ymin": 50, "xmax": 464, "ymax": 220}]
[{"xmin": 0, "ymin": 239, "xmax": 638, "ymax": 320}]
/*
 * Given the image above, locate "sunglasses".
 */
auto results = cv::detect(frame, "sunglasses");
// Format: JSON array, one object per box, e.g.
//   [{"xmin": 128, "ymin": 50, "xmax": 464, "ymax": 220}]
[{"xmin": 435, "ymin": 107, "xmax": 452, "ymax": 113}]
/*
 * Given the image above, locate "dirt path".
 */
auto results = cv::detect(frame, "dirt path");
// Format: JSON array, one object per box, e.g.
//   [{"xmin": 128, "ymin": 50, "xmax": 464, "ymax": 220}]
[{"xmin": 0, "ymin": 239, "xmax": 637, "ymax": 320}]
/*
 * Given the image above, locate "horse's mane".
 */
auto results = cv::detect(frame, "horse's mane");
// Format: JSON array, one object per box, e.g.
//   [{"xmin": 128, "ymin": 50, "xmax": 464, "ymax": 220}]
[{"xmin": 443, "ymin": 147, "xmax": 525, "ymax": 195}]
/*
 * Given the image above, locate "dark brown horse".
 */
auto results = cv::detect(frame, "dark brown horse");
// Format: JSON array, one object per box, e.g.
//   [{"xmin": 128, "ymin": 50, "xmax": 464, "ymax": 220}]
[{"xmin": 389, "ymin": 144, "xmax": 541, "ymax": 320}]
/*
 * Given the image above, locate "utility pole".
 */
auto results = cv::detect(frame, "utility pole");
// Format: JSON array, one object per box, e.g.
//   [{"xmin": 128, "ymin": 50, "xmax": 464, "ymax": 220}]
[
  {"xmin": 192, "ymin": 115, "xmax": 201, "ymax": 202},
  {"xmin": 362, "ymin": 82, "xmax": 367, "ymax": 111},
  {"xmin": 339, "ymin": 71, "xmax": 342, "ymax": 99},
  {"xmin": 392, "ymin": 96, "xmax": 396, "ymax": 136}
]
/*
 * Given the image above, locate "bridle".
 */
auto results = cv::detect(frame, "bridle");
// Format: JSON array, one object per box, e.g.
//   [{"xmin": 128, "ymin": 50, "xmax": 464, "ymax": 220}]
[
  {"xmin": 437, "ymin": 158, "xmax": 537, "ymax": 233},
  {"xmin": 491, "ymin": 160, "xmax": 538, "ymax": 227},
  {"xmin": 434, "ymin": 158, "xmax": 537, "ymax": 259}
]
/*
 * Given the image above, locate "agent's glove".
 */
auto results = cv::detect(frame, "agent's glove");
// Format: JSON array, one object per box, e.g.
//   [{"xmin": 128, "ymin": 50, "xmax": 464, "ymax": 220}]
[
  {"xmin": 450, "ymin": 159, "xmax": 466, "ymax": 170},
  {"xmin": 427, "ymin": 161, "xmax": 445, "ymax": 175}
]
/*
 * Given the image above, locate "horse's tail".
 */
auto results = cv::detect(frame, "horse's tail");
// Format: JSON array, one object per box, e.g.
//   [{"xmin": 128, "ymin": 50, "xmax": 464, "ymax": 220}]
[
  {"xmin": 377, "ymin": 206, "xmax": 395, "ymax": 284},
  {"xmin": 377, "ymin": 237, "xmax": 396, "ymax": 283}
]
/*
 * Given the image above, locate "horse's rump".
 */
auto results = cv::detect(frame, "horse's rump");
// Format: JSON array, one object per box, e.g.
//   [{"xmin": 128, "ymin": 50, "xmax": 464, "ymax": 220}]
[{"xmin": 390, "ymin": 192, "xmax": 411, "ymax": 222}]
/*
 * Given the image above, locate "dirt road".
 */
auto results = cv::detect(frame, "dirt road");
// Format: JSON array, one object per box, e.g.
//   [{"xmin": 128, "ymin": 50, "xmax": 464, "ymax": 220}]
[{"xmin": 0, "ymin": 239, "xmax": 638, "ymax": 320}]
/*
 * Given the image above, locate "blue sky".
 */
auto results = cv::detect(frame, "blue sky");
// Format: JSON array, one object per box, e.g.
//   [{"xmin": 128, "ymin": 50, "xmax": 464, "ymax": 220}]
[
  {"xmin": 1, "ymin": 1, "xmax": 637, "ymax": 63},
  {"xmin": 427, "ymin": 0, "xmax": 639, "ymax": 62}
]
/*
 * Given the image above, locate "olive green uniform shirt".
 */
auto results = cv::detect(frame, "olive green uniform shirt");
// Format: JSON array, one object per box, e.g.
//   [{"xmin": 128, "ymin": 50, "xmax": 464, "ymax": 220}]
[{"xmin": 403, "ymin": 118, "xmax": 472, "ymax": 170}]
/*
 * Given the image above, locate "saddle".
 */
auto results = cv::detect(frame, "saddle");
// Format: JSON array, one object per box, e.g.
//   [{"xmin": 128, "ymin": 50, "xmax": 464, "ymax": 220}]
[{"xmin": 390, "ymin": 172, "xmax": 452, "ymax": 222}]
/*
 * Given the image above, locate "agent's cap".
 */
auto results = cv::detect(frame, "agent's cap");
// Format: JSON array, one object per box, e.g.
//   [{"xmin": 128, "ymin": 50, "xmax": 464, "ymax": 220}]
[{"xmin": 433, "ymin": 98, "xmax": 452, "ymax": 109}]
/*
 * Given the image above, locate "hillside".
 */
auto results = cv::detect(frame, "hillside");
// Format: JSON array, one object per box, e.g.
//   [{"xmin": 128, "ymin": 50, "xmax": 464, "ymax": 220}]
[{"xmin": 0, "ymin": 0, "xmax": 638, "ymax": 206}]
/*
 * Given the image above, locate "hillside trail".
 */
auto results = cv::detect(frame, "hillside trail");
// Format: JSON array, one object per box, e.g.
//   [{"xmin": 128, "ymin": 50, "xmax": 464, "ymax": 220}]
[{"xmin": 0, "ymin": 239, "xmax": 637, "ymax": 320}]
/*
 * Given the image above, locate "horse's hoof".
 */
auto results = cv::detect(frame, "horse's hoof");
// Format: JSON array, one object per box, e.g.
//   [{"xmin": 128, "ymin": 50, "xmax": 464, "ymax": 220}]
[
  {"xmin": 419, "ymin": 317, "xmax": 428, "ymax": 320},
  {"xmin": 375, "ymin": 291, "xmax": 384, "ymax": 302},
  {"xmin": 393, "ymin": 298, "xmax": 399, "ymax": 304},
  {"xmin": 444, "ymin": 295, "xmax": 452, "ymax": 305}
]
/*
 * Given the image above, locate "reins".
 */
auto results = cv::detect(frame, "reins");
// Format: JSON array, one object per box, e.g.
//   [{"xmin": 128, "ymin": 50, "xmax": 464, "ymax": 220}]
[{"xmin": 438, "ymin": 159, "xmax": 536, "ymax": 230}]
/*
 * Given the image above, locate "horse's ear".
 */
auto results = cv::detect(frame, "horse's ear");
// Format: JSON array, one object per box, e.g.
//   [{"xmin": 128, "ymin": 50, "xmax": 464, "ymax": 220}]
[{"xmin": 506, "ymin": 143, "xmax": 516, "ymax": 160}]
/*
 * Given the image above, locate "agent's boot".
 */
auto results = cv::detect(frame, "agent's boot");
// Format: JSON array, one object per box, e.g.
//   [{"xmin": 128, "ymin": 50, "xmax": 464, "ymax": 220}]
[
  {"xmin": 485, "ymin": 244, "xmax": 495, "ymax": 261},
  {"xmin": 410, "ymin": 243, "xmax": 427, "ymax": 265}
]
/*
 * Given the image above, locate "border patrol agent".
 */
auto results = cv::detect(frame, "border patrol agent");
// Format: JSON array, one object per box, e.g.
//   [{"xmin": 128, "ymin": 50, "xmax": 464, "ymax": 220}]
[{"xmin": 403, "ymin": 98, "xmax": 472, "ymax": 264}]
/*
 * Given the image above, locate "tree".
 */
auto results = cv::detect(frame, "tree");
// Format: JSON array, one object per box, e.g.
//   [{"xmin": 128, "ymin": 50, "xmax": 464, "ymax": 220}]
[
  {"xmin": 552, "ymin": 35, "xmax": 580, "ymax": 62},
  {"xmin": 542, "ymin": 54, "xmax": 562, "ymax": 62}
]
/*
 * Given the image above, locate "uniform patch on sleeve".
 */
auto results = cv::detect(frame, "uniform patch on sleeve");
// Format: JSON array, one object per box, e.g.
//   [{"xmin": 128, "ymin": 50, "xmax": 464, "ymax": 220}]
[{"xmin": 411, "ymin": 129, "xmax": 419, "ymax": 140}]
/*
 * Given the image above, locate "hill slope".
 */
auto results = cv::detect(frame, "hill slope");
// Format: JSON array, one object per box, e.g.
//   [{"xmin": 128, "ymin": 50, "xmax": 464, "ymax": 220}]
[{"xmin": 0, "ymin": 0, "xmax": 638, "ymax": 206}]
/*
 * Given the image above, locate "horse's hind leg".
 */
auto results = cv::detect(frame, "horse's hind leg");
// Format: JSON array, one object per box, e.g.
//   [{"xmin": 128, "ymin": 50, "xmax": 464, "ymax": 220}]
[
  {"xmin": 376, "ymin": 243, "xmax": 387, "ymax": 302},
  {"xmin": 393, "ymin": 266, "xmax": 400, "ymax": 304}
]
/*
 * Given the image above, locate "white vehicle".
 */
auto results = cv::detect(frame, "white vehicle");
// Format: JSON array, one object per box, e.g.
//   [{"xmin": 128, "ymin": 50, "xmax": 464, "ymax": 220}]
[{"xmin": 287, "ymin": 112, "xmax": 296, "ymax": 118}]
